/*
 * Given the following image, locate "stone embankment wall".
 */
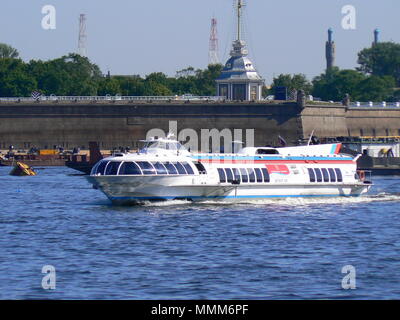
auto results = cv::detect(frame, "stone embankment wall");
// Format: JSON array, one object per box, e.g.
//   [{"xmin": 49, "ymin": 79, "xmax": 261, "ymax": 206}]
[{"xmin": 1, "ymin": 100, "xmax": 399, "ymax": 150}]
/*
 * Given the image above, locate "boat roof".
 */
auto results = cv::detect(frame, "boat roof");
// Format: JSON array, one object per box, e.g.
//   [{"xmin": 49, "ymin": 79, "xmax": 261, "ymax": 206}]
[
  {"xmin": 238, "ymin": 143, "xmax": 343, "ymax": 156},
  {"xmin": 100, "ymin": 141, "xmax": 347, "ymax": 162},
  {"xmin": 139, "ymin": 136, "xmax": 180, "ymax": 143}
]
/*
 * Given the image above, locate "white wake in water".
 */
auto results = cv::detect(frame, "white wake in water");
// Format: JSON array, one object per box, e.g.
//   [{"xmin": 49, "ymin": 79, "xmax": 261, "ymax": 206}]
[
  {"xmin": 142, "ymin": 193, "xmax": 400, "ymax": 207},
  {"xmin": 225, "ymin": 193, "xmax": 400, "ymax": 206}
]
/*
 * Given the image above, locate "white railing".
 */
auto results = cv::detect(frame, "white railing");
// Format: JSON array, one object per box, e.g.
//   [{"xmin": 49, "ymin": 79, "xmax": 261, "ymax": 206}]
[
  {"xmin": 0, "ymin": 95, "xmax": 226, "ymax": 102},
  {"xmin": 349, "ymin": 101, "xmax": 400, "ymax": 108},
  {"xmin": 2, "ymin": 96, "xmax": 399, "ymax": 107}
]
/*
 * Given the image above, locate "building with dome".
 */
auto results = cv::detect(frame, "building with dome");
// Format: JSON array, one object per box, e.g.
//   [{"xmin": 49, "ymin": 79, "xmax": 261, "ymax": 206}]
[{"xmin": 216, "ymin": 0, "xmax": 264, "ymax": 101}]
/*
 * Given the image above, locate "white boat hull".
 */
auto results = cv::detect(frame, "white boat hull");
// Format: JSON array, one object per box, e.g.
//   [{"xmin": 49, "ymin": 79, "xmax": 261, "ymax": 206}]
[
  {"xmin": 86, "ymin": 139, "xmax": 373, "ymax": 205},
  {"xmin": 88, "ymin": 176, "xmax": 371, "ymax": 204}
]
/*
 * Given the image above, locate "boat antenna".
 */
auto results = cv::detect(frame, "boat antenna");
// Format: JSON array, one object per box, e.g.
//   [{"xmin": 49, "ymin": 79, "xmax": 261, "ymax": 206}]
[{"xmin": 307, "ymin": 129, "xmax": 315, "ymax": 146}]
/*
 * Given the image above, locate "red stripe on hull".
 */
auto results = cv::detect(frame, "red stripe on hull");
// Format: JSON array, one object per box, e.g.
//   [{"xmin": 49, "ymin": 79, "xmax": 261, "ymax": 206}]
[
  {"xmin": 335, "ymin": 143, "xmax": 342, "ymax": 154},
  {"xmin": 266, "ymin": 164, "xmax": 290, "ymax": 174}
]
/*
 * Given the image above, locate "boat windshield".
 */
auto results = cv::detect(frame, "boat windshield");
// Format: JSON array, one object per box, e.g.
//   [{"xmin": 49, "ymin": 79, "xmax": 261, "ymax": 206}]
[{"xmin": 140, "ymin": 140, "xmax": 186, "ymax": 152}]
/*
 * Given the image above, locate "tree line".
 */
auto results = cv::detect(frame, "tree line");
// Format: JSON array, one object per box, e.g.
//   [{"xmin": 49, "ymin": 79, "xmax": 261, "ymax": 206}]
[
  {"xmin": 268, "ymin": 42, "xmax": 400, "ymax": 102},
  {"xmin": 1, "ymin": 42, "xmax": 399, "ymax": 101},
  {"xmin": 0, "ymin": 44, "xmax": 223, "ymax": 97}
]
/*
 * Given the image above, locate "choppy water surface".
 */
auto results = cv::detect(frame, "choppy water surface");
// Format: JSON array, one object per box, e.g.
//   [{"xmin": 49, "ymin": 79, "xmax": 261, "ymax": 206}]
[{"xmin": 1, "ymin": 166, "xmax": 399, "ymax": 299}]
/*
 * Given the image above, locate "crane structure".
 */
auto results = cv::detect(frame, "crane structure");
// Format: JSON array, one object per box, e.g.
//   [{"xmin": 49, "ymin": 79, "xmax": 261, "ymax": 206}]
[{"xmin": 208, "ymin": 17, "xmax": 220, "ymax": 65}]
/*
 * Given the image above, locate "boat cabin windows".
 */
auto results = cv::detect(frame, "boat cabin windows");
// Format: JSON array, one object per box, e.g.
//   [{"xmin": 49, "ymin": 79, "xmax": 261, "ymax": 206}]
[
  {"xmin": 217, "ymin": 168, "xmax": 227, "ymax": 183},
  {"xmin": 247, "ymin": 168, "xmax": 256, "ymax": 183},
  {"xmin": 255, "ymin": 168, "xmax": 263, "ymax": 183},
  {"xmin": 217, "ymin": 167, "xmax": 271, "ymax": 184},
  {"xmin": 240, "ymin": 168, "xmax": 249, "ymax": 183},
  {"xmin": 103, "ymin": 161, "xmax": 196, "ymax": 176},
  {"xmin": 335, "ymin": 168, "xmax": 343, "ymax": 182},
  {"xmin": 119, "ymin": 162, "xmax": 142, "ymax": 175},
  {"xmin": 173, "ymin": 162, "xmax": 187, "ymax": 175},
  {"xmin": 232, "ymin": 168, "xmax": 241, "ymax": 183},
  {"xmin": 256, "ymin": 148, "xmax": 279, "ymax": 155},
  {"xmin": 314, "ymin": 168, "xmax": 323, "ymax": 182},
  {"xmin": 152, "ymin": 162, "xmax": 168, "ymax": 175},
  {"xmin": 163, "ymin": 162, "xmax": 178, "ymax": 175},
  {"xmin": 105, "ymin": 161, "xmax": 121, "ymax": 175},
  {"xmin": 94, "ymin": 160, "xmax": 108, "ymax": 175},
  {"xmin": 308, "ymin": 168, "xmax": 343, "ymax": 183},
  {"xmin": 261, "ymin": 168, "xmax": 270, "ymax": 183},
  {"xmin": 182, "ymin": 162, "xmax": 195, "ymax": 175},
  {"xmin": 195, "ymin": 162, "xmax": 207, "ymax": 174},
  {"xmin": 308, "ymin": 168, "xmax": 316, "ymax": 182},
  {"xmin": 136, "ymin": 161, "xmax": 156, "ymax": 175},
  {"xmin": 321, "ymin": 168, "xmax": 330, "ymax": 182},
  {"xmin": 328, "ymin": 168, "xmax": 336, "ymax": 182},
  {"xmin": 225, "ymin": 168, "xmax": 234, "ymax": 183},
  {"xmin": 90, "ymin": 161, "xmax": 101, "ymax": 175}
]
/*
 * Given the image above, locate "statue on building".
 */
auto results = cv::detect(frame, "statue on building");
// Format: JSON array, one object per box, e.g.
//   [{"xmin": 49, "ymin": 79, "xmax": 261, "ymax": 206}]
[
  {"xmin": 342, "ymin": 93, "xmax": 351, "ymax": 106},
  {"xmin": 297, "ymin": 90, "xmax": 306, "ymax": 108}
]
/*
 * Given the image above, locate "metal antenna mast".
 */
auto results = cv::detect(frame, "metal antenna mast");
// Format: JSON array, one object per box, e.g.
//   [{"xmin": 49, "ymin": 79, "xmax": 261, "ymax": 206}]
[
  {"xmin": 78, "ymin": 14, "xmax": 87, "ymax": 57},
  {"xmin": 209, "ymin": 17, "xmax": 220, "ymax": 65},
  {"xmin": 230, "ymin": 0, "xmax": 248, "ymax": 58},
  {"xmin": 237, "ymin": 0, "xmax": 243, "ymax": 41}
]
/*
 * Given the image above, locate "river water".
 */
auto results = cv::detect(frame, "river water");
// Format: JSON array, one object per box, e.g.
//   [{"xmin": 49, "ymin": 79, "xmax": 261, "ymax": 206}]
[{"xmin": 0, "ymin": 166, "xmax": 399, "ymax": 299}]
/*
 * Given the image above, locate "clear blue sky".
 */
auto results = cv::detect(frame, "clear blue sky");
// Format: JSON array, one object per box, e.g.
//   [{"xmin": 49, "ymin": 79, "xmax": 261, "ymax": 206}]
[{"xmin": 1, "ymin": 0, "xmax": 399, "ymax": 83}]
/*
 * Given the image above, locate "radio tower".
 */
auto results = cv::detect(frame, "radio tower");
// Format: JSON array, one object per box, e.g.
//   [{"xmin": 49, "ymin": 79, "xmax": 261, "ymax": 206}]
[
  {"xmin": 209, "ymin": 17, "xmax": 220, "ymax": 65},
  {"xmin": 78, "ymin": 14, "xmax": 87, "ymax": 57}
]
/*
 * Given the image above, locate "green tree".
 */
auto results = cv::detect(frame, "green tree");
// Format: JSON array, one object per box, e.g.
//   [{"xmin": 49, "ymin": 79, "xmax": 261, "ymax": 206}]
[
  {"xmin": 312, "ymin": 68, "xmax": 366, "ymax": 101},
  {"xmin": 143, "ymin": 72, "xmax": 172, "ymax": 96},
  {"xmin": 312, "ymin": 68, "xmax": 395, "ymax": 102},
  {"xmin": 330, "ymin": 69, "xmax": 366, "ymax": 101},
  {"xmin": 196, "ymin": 64, "xmax": 224, "ymax": 96},
  {"xmin": 357, "ymin": 75, "xmax": 396, "ymax": 102},
  {"xmin": 312, "ymin": 67, "xmax": 338, "ymax": 100},
  {"xmin": 0, "ymin": 43, "xmax": 19, "ymax": 59},
  {"xmin": 97, "ymin": 77, "xmax": 121, "ymax": 96},
  {"xmin": 0, "ymin": 58, "xmax": 36, "ymax": 96},
  {"xmin": 143, "ymin": 81, "xmax": 172, "ymax": 96},
  {"xmin": 171, "ymin": 64, "xmax": 223, "ymax": 96},
  {"xmin": 357, "ymin": 42, "xmax": 400, "ymax": 85},
  {"xmin": 145, "ymin": 72, "xmax": 169, "ymax": 86},
  {"xmin": 113, "ymin": 75, "xmax": 145, "ymax": 96},
  {"xmin": 175, "ymin": 66, "xmax": 196, "ymax": 78},
  {"xmin": 27, "ymin": 53, "xmax": 102, "ymax": 96},
  {"xmin": 269, "ymin": 73, "xmax": 313, "ymax": 96}
]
